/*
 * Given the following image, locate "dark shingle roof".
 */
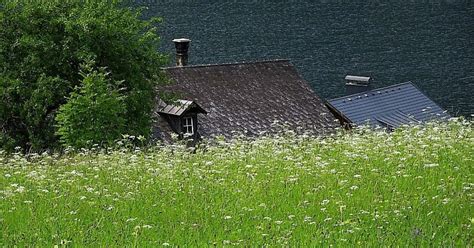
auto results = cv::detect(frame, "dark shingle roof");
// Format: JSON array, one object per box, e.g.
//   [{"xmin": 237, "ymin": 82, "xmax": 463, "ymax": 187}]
[
  {"xmin": 327, "ymin": 82, "xmax": 450, "ymax": 128},
  {"xmin": 155, "ymin": 60, "xmax": 338, "ymax": 138}
]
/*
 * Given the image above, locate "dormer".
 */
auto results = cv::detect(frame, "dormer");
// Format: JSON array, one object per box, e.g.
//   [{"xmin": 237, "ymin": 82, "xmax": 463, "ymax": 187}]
[{"xmin": 156, "ymin": 99, "xmax": 207, "ymax": 140}]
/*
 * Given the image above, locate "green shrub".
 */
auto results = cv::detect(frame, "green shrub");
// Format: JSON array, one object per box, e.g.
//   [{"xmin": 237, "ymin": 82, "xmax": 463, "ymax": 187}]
[
  {"xmin": 55, "ymin": 62, "xmax": 126, "ymax": 148},
  {"xmin": 0, "ymin": 1, "xmax": 167, "ymax": 151}
]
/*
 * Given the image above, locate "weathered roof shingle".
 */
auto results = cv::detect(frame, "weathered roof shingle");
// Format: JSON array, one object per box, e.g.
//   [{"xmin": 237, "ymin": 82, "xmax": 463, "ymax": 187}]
[{"xmin": 155, "ymin": 60, "xmax": 338, "ymax": 138}]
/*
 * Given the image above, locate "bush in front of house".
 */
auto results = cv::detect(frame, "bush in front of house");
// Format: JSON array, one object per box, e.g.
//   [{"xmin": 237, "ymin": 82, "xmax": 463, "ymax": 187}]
[{"xmin": 55, "ymin": 61, "xmax": 127, "ymax": 148}]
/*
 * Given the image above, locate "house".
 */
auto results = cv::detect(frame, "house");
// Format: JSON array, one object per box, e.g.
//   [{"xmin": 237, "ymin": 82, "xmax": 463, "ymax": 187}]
[
  {"xmin": 152, "ymin": 38, "xmax": 338, "ymax": 142},
  {"xmin": 326, "ymin": 75, "xmax": 451, "ymax": 130}
]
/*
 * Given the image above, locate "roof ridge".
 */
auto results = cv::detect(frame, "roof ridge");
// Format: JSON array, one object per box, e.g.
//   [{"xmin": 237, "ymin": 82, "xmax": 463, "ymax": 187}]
[
  {"xmin": 162, "ymin": 59, "xmax": 291, "ymax": 70},
  {"xmin": 329, "ymin": 81, "xmax": 414, "ymax": 101}
]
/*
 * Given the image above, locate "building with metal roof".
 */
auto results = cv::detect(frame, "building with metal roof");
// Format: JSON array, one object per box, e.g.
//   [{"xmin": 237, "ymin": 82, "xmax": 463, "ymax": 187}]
[{"xmin": 326, "ymin": 81, "xmax": 450, "ymax": 129}]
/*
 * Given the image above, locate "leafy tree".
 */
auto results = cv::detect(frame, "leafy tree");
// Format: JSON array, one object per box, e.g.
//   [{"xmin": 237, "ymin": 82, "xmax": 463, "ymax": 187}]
[
  {"xmin": 55, "ymin": 61, "xmax": 126, "ymax": 148},
  {"xmin": 0, "ymin": 1, "xmax": 167, "ymax": 151}
]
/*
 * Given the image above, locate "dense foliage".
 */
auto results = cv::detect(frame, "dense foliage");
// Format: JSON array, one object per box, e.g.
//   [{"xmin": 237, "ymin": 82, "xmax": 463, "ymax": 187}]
[
  {"xmin": 55, "ymin": 61, "xmax": 126, "ymax": 148},
  {"xmin": 0, "ymin": 120, "xmax": 472, "ymax": 246},
  {"xmin": 0, "ymin": 1, "xmax": 167, "ymax": 151}
]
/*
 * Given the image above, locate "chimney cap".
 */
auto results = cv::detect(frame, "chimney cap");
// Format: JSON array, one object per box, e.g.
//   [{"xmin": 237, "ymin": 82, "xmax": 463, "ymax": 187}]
[
  {"xmin": 345, "ymin": 75, "xmax": 372, "ymax": 83},
  {"xmin": 173, "ymin": 38, "xmax": 191, "ymax": 43}
]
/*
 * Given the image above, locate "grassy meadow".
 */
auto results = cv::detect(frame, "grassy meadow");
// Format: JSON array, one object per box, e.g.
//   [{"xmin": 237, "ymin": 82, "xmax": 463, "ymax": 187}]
[{"xmin": 1, "ymin": 119, "xmax": 473, "ymax": 246}]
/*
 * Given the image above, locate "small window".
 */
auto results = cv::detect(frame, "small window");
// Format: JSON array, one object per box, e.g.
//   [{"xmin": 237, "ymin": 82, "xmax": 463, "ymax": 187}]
[{"xmin": 182, "ymin": 116, "xmax": 194, "ymax": 135}]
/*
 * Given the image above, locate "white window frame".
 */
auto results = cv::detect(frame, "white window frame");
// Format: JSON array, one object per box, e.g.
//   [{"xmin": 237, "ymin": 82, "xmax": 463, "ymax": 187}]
[{"xmin": 182, "ymin": 116, "xmax": 194, "ymax": 135}]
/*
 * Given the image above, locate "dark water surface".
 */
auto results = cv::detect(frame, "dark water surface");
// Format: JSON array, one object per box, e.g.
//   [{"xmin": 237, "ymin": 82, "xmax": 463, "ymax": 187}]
[{"xmin": 139, "ymin": 1, "xmax": 473, "ymax": 116}]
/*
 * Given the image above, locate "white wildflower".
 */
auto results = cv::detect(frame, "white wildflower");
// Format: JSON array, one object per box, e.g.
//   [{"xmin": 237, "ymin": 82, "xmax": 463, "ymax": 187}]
[
  {"xmin": 424, "ymin": 163, "xmax": 439, "ymax": 168},
  {"xmin": 15, "ymin": 186, "xmax": 25, "ymax": 193}
]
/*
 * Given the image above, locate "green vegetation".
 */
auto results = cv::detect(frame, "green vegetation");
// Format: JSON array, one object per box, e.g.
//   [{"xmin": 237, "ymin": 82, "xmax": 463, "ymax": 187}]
[
  {"xmin": 0, "ymin": 1, "xmax": 167, "ymax": 151},
  {"xmin": 1, "ymin": 120, "xmax": 473, "ymax": 246},
  {"xmin": 55, "ymin": 61, "xmax": 126, "ymax": 148}
]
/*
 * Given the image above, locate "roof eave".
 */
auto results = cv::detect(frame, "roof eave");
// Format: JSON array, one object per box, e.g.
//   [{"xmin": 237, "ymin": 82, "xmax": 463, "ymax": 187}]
[{"xmin": 325, "ymin": 100, "xmax": 352, "ymax": 125}]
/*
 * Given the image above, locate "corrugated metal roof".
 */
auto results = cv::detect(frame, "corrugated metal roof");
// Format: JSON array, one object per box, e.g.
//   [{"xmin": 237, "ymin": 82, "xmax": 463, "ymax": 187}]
[
  {"xmin": 375, "ymin": 110, "xmax": 421, "ymax": 128},
  {"xmin": 327, "ymin": 82, "xmax": 450, "ymax": 127},
  {"xmin": 157, "ymin": 99, "xmax": 207, "ymax": 116}
]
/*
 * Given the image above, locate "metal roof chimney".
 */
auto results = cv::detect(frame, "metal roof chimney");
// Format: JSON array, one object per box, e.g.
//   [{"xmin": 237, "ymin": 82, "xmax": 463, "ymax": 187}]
[
  {"xmin": 345, "ymin": 75, "xmax": 372, "ymax": 95},
  {"xmin": 173, "ymin": 38, "xmax": 191, "ymax": 67}
]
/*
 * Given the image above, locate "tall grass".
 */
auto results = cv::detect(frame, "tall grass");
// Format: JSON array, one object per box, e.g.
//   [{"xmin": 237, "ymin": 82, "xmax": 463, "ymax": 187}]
[{"xmin": 1, "ymin": 119, "xmax": 473, "ymax": 246}]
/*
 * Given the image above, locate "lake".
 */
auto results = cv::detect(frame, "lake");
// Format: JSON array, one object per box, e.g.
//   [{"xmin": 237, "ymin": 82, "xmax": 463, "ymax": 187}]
[{"xmin": 137, "ymin": 0, "xmax": 473, "ymax": 116}]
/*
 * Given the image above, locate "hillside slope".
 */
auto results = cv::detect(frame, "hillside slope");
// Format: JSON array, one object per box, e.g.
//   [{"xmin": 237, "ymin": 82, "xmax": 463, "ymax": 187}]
[{"xmin": 1, "ymin": 120, "xmax": 472, "ymax": 246}]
